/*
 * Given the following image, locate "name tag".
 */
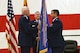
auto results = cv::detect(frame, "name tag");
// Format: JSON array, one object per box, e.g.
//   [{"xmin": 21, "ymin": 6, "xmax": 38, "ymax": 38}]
[{"xmin": 32, "ymin": 25, "xmax": 35, "ymax": 27}]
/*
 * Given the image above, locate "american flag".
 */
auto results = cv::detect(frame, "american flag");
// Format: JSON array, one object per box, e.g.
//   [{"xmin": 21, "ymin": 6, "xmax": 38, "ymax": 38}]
[{"xmin": 5, "ymin": 0, "xmax": 19, "ymax": 53}]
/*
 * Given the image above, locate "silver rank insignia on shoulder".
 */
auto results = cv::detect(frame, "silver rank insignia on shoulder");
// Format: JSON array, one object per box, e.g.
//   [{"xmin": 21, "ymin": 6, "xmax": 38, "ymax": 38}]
[{"xmin": 55, "ymin": 19, "xmax": 58, "ymax": 21}]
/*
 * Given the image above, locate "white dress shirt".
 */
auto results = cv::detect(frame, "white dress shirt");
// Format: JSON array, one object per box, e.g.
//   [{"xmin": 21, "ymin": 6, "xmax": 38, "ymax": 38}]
[
  {"xmin": 24, "ymin": 15, "xmax": 28, "ymax": 20},
  {"xmin": 52, "ymin": 17, "xmax": 58, "ymax": 22}
]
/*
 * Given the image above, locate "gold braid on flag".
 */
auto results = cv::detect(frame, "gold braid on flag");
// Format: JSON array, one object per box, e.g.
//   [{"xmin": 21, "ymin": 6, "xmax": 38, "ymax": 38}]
[
  {"xmin": 39, "ymin": 48, "xmax": 48, "ymax": 53},
  {"xmin": 6, "ymin": 34, "xmax": 10, "ymax": 51},
  {"xmin": 24, "ymin": 0, "xmax": 28, "ymax": 6}
]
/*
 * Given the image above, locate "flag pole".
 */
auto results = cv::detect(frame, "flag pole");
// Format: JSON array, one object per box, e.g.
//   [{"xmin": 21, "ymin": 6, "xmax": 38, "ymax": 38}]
[{"xmin": 36, "ymin": 24, "xmax": 40, "ymax": 53}]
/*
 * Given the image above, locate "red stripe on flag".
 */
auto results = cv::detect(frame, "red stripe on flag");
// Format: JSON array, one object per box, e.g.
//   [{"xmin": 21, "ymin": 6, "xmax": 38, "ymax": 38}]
[
  {"xmin": 12, "ymin": 20, "xmax": 16, "ymax": 28},
  {"xmin": 9, "ymin": 39, "xmax": 18, "ymax": 53},
  {"xmin": 9, "ymin": 21, "xmax": 17, "ymax": 44},
  {"xmin": 10, "ymin": 28, "xmax": 17, "ymax": 44},
  {"xmin": 5, "ymin": 26, "xmax": 9, "ymax": 35}
]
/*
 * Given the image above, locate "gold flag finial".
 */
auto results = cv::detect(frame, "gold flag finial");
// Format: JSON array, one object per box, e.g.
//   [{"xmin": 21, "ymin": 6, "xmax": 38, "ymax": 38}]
[{"xmin": 24, "ymin": 0, "xmax": 28, "ymax": 6}]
